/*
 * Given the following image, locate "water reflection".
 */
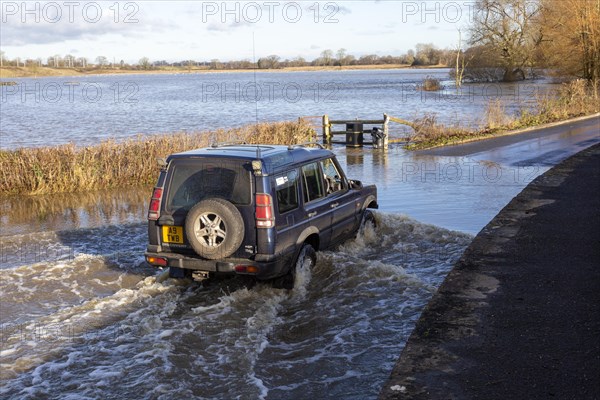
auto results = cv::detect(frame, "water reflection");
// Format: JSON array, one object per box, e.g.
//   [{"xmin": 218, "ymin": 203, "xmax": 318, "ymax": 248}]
[
  {"xmin": 370, "ymin": 148, "xmax": 389, "ymax": 167},
  {"xmin": 345, "ymin": 149, "xmax": 364, "ymax": 166},
  {"xmin": 338, "ymin": 145, "xmax": 548, "ymax": 234},
  {"xmin": 0, "ymin": 186, "xmax": 151, "ymax": 236}
]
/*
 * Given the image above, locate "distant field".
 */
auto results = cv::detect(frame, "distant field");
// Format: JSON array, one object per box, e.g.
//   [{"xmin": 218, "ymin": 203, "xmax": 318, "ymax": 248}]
[{"xmin": 0, "ymin": 64, "xmax": 447, "ymax": 79}]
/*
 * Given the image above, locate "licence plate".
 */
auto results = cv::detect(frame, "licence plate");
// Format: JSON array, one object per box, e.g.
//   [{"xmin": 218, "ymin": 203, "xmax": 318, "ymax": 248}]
[{"xmin": 162, "ymin": 226, "xmax": 184, "ymax": 244}]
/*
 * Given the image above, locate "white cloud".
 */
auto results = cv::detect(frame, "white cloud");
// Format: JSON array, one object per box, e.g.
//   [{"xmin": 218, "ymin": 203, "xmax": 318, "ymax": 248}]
[{"xmin": 0, "ymin": 1, "xmax": 460, "ymax": 63}]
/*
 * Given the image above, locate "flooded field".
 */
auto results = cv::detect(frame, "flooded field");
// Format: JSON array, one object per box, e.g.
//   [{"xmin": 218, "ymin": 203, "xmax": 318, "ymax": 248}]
[{"xmin": 0, "ymin": 69, "xmax": 555, "ymax": 149}]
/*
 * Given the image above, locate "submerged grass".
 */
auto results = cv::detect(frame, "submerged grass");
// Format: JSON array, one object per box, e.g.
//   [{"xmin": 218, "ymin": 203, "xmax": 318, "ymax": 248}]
[
  {"xmin": 0, "ymin": 120, "xmax": 316, "ymax": 196},
  {"xmin": 406, "ymin": 80, "xmax": 600, "ymax": 150},
  {"xmin": 419, "ymin": 76, "xmax": 443, "ymax": 91}
]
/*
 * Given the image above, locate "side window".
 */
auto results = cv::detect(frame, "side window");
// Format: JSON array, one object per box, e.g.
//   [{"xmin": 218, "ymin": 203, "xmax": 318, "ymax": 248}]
[
  {"xmin": 275, "ymin": 170, "xmax": 299, "ymax": 214},
  {"xmin": 301, "ymin": 162, "xmax": 325, "ymax": 203},
  {"xmin": 321, "ymin": 158, "xmax": 345, "ymax": 195}
]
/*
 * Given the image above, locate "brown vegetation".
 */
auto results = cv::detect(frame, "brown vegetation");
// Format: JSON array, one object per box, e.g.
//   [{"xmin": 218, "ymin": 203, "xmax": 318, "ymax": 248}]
[
  {"xmin": 407, "ymin": 80, "xmax": 600, "ymax": 149},
  {"xmin": 0, "ymin": 120, "xmax": 316, "ymax": 196},
  {"xmin": 419, "ymin": 76, "xmax": 443, "ymax": 91}
]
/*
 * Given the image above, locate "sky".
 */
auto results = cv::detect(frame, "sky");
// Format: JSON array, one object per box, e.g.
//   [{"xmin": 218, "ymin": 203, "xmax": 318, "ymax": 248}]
[{"xmin": 0, "ymin": 1, "xmax": 476, "ymax": 64}]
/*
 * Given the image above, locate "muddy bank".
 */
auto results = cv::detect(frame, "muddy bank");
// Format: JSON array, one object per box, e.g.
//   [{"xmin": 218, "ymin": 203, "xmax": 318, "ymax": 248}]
[{"xmin": 380, "ymin": 143, "xmax": 600, "ymax": 399}]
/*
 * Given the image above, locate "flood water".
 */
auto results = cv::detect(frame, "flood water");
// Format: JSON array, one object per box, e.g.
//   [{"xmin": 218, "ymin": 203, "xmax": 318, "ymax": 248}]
[
  {"xmin": 1, "ymin": 69, "xmax": 554, "ymax": 149},
  {"xmin": 1, "ymin": 69, "xmax": 599, "ymax": 399}
]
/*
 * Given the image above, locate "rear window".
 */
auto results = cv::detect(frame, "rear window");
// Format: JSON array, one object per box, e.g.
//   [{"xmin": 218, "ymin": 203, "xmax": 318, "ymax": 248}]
[{"xmin": 165, "ymin": 160, "xmax": 251, "ymax": 211}]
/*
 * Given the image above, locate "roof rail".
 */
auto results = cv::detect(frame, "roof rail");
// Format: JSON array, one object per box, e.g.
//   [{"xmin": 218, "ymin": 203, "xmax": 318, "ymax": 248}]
[
  {"xmin": 287, "ymin": 141, "xmax": 325, "ymax": 150},
  {"xmin": 210, "ymin": 140, "xmax": 247, "ymax": 148}
]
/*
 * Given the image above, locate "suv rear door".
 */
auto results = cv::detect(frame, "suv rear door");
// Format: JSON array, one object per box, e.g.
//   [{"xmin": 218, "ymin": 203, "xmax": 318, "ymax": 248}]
[
  {"xmin": 320, "ymin": 157, "xmax": 360, "ymax": 245},
  {"xmin": 160, "ymin": 158, "xmax": 255, "ymax": 257},
  {"xmin": 272, "ymin": 168, "xmax": 304, "ymax": 255},
  {"xmin": 300, "ymin": 161, "xmax": 334, "ymax": 249}
]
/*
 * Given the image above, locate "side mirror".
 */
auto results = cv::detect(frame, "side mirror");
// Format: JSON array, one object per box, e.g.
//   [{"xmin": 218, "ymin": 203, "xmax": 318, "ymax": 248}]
[{"xmin": 349, "ymin": 180, "xmax": 363, "ymax": 190}]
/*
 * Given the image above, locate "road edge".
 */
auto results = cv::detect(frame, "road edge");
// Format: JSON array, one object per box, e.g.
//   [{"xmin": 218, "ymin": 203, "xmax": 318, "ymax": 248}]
[{"xmin": 379, "ymin": 143, "xmax": 600, "ymax": 399}]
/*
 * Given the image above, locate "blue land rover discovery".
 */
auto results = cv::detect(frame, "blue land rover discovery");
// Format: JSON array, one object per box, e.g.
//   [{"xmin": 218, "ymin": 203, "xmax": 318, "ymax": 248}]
[{"xmin": 145, "ymin": 143, "xmax": 378, "ymax": 288}]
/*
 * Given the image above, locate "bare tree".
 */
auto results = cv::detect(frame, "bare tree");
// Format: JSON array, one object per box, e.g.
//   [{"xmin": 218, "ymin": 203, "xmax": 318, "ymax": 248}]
[
  {"xmin": 288, "ymin": 56, "xmax": 306, "ymax": 67},
  {"xmin": 139, "ymin": 57, "xmax": 151, "ymax": 70},
  {"xmin": 64, "ymin": 54, "xmax": 75, "ymax": 68},
  {"xmin": 454, "ymin": 29, "xmax": 473, "ymax": 88},
  {"xmin": 335, "ymin": 48, "xmax": 351, "ymax": 66},
  {"xmin": 469, "ymin": 0, "xmax": 543, "ymax": 81},
  {"xmin": 320, "ymin": 49, "xmax": 334, "ymax": 66},
  {"xmin": 261, "ymin": 55, "xmax": 281, "ymax": 69},
  {"xmin": 51, "ymin": 54, "xmax": 63, "ymax": 68},
  {"xmin": 405, "ymin": 49, "xmax": 415, "ymax": 65},
  {"xmin": 210, "ymin": 59, "xmax": 222, "ymax": 70},
  {"xmin": 95, "ymin": 56, "xmax": 108, "ymax": 68},
  {"xmin": 414, "ymin": 43, "xmax": 441, "ymax": 65},
  {"xmin": 539, "ymin": 0, "xmax": 600, "ymax": 84},
  {"xmin": 237, "ymin": 59, "xmax": 253, "ymax": 69},
  {"xmin": 358, "ymin": 54, "xmax": 379, "ymax": 65}
]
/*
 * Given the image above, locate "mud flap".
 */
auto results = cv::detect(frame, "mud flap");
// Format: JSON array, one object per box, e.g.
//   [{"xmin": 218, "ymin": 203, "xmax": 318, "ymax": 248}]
[{"xmin": 169, "ymin": 267, "xmax": 186, "ymax": 278}]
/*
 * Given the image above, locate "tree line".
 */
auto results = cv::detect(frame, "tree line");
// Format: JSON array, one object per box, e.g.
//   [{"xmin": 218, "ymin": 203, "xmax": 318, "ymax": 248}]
[{"xmin": 0, "ymin": 43, "xmax": 453, "ymax": 72}]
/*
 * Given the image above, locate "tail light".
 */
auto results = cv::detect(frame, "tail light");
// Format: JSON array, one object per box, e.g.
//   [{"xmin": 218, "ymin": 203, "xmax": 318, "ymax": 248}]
[
  {"xmin": 235, "ymin": 265, "xmax": 259, "ymax": 274},
  {"xmin": 146, "ymin": 256, "xmax": 168, "ymax": 267},
  {"xmin": 148, "ymin": 187, "xmax": 163, "ymax": 220},
  {"xmin": 255, "ymin": 193, "xmax": 274, "ymax": 228}
]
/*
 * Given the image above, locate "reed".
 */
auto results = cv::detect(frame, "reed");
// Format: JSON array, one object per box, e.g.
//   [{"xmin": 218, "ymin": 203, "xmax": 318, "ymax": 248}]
[{"xmin": 0, "ymin": 120, "xmax": 316, "ymax": 196}]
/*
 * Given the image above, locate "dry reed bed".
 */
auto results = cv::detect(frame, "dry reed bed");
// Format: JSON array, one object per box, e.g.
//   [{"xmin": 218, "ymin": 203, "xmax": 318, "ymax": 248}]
[{"xmin": 0, "ymin": 120, "xmax": 316, "ymax": 196}]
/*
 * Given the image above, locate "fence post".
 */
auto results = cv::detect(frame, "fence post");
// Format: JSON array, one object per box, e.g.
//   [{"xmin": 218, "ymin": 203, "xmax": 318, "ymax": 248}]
[
  {"xmin": 322, "ymin": 114, "xmax": 331, "ymax": 145},
  {"xmin": 383, "ymin": 113, "xmax": 390, "ymax": 149}
]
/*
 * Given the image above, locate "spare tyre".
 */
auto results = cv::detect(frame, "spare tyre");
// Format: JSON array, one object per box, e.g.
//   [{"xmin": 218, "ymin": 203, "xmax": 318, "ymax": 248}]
[{"xmin": 185, "ymin": 198, "xmax": 244, "ymax": 260}]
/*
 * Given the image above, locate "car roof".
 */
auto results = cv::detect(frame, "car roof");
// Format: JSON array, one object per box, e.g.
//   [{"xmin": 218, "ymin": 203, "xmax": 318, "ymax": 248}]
[{"xmin": 166, "ymin": 144, "xmax": 333, "ymax": 174}]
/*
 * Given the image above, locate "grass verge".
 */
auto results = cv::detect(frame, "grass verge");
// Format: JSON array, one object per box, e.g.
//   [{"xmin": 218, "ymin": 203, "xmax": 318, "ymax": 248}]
[
  {"xmin": 0, "ymin": 120, "xmax": 315, "ymax": 196},
  {"xmin": 406, "ymin": 80, "xmax": 600, "ymax": 150}
]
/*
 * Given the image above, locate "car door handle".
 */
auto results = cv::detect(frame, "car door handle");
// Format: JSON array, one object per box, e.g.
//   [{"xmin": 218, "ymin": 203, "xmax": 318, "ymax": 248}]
[
  {"xmin": 308, "ymin": 211, "xmax": 317, "ymax": 218},
  {"xmin": 330, "ymin": 202, "xmax": 339, "ymax": 208}
]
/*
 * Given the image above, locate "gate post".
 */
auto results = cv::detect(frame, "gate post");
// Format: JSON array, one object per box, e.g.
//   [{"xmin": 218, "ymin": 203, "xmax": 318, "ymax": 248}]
[
  {"xmin": 322, "ymin": 115, "xmax": 331, "ymax": 145},
  {"xmin": 383, "ymin": 113, "xmax": 390, "ymax": 149}
]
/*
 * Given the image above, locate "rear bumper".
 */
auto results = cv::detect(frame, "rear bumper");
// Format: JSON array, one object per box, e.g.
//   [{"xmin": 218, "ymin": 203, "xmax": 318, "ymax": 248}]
[{"xmin": 144, "ymin": 251, "xmax": 293, "ymax": 280}]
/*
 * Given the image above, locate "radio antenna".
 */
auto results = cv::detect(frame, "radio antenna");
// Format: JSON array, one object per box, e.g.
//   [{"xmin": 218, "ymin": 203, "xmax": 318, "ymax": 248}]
[{"xmin": 253, "ymin": 31, "xmax": 261, "ymax": 159}]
